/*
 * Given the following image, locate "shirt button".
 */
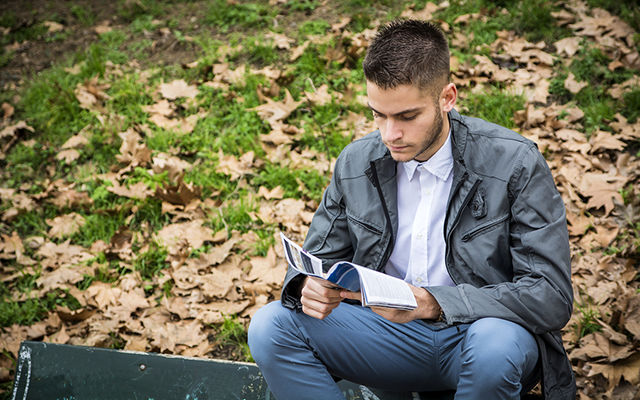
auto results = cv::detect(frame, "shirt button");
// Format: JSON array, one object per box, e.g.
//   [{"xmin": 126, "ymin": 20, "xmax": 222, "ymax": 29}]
[
  {"xmin": 425, "ymin": 189, "xmax": 431, "ymax": 195},
  {"xmin": 416, "ymin": 277, "xmax": 423, "ymax": 283},
  {"xmin": 417, "ymin": 233, "xmax": 423, "ymax": 238}
]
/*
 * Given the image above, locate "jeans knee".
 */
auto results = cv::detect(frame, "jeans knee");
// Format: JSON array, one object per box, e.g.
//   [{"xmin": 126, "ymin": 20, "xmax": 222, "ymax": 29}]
[
  {"xmin": 462, "ymin": 318, "xmax": 538, "ymax": 375},
  {"xmin": 247, "ymin": 301, "xmax": 291, "ymax": 362}
]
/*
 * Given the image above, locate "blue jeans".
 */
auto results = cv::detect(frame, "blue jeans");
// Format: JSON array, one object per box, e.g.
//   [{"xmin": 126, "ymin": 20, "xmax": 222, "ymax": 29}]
[{"xmin": 248, "ymin": 301, "xmax": 540, "ymax": 400}]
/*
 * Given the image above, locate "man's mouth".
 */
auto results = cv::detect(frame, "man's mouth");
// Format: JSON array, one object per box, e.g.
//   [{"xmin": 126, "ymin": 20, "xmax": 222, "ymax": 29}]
[{"xmin": 386, "ymin": 144, "xmax": 408, "ymax": 151}]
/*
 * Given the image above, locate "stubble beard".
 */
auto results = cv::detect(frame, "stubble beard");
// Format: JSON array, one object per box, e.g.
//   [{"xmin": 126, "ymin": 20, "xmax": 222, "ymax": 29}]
[{"xmin": 387, "ymin": 107, "xmax": 446, "ymax": 163}]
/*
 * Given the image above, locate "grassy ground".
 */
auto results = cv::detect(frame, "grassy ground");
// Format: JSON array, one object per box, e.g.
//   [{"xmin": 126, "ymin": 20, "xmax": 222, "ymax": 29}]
[{"xmin": 1, "ymin": 0, "xmax": 640, "ymax": 398}]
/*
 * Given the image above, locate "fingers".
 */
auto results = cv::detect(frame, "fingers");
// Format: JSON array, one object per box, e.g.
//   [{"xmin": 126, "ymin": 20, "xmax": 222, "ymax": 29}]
[
  {"xmin": 300, "ymin": 277, "xmax": 344, "ymax": 319},
  {"xmin": 340, "ymin": 290, "xmax": 361, "ymax": 301},
  {"xmin": 306, "ymin": 277, "xmax": 343, "ymax": 297}
]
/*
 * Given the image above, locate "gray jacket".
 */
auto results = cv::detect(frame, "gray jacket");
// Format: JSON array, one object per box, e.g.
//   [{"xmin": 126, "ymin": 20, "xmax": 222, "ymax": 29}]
[{"xmin": 281, "ymin": 109, "xmax": 575, "ymax": 399}]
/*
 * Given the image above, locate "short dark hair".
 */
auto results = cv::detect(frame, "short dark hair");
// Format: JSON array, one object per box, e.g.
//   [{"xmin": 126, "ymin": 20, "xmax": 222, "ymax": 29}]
[{"xmin": 363, "ymin": 20, "xmax": 450, "ymax": 95}]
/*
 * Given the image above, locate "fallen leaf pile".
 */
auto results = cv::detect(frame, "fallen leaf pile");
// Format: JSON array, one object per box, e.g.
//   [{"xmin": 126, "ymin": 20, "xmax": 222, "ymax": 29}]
[{"xmin": 0, "ymin": 0, "xmax": 639, "ymax": 397}]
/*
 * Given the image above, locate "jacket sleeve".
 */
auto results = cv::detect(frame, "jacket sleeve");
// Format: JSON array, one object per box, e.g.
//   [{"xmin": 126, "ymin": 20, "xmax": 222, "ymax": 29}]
[
  {"xmin": 427, "ymin": 145, "xmax": 573, "ymax": 334},
  {"xmin": 280, "ymin": 154, "xmax": 355, "ymax": 309}
]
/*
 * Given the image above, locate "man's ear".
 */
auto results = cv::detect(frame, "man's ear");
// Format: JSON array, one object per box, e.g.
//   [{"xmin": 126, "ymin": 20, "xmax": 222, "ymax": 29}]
[{"xmin": 440, "ymin": 83, "xmax": 457, "ymax": 113}]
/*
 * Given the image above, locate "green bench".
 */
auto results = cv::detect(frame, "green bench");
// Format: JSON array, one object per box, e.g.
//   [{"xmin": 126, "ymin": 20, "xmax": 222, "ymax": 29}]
[{"xmin": 11, "ymin": 341, "xmax": 457, "ymax": 400}]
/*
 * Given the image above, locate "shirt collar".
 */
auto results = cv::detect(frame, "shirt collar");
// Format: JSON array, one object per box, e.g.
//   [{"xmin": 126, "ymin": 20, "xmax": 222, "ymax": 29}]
[{"xmin": 400, "ymin": 130, "xmax": 453, "ymax": 182}]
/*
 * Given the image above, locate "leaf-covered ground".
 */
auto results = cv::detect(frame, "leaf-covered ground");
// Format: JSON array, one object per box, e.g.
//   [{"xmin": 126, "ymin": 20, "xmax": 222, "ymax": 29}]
[{"xmin": 1, "ymin": 0, "xmax": 640, "ymax": 398}]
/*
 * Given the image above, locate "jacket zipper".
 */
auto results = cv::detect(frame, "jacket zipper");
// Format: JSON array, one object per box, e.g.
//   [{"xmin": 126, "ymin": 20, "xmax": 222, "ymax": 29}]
[
  {"xmin": 369, "ymin": 161, "xmax": 395, "ymax": 272},
  {"xmin": 445, "ymin": 178, "xmax": 481, "ymax": 284},
  {"xmin": 461, "ymin": 213, "xmax": 509, "ymax": 242}
]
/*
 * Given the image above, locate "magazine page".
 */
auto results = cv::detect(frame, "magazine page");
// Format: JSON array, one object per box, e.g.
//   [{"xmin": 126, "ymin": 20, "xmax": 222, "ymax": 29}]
[
  {"xmin": 280, "ymin": 233, "xmax": 417, "ymax": 310},
  {"xmin": 280, "ymin": 232, "xmax": 323, "ymax": 276},
  {"xmin": 341, "ymin": 263, "xmax": 417, "ymax": 310}
]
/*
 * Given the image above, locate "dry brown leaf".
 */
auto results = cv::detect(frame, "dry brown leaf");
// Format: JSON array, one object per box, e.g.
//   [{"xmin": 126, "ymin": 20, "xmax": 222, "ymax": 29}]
[
  {"xmin": 107, "ymin": 181, "xmax": 153, "ymax": 200},
  {"xmin": 246, "ymin": 246, "xmax": 287, "ymax": 287},
  {"xmin": 49, "ymin": 325, "xmax": 71, "ymax": 345},
  {"xmin": 566, "ymin": 211, "xmax": 593, "ymax": 236},
  {"xmin": 2, "ymin": 102, "xmax": 15, "ymax": 119},
  {"xmin": 43, "ymin": 21, "xmax": 64, "ymax": 33},
  {"xmin": 142, "ymin": 99, "xmax": 175, "ymax": 117},
  {"xmin": 331, "ymin": 17, "xmax": 351, "ymax": 32},
  {"xmin": 589, "ymin": 130, "xmax": 625, "ymax": 153},
  {"xmin": 123, "ymin": 333, "xmax": 148, "ymax": 352},
  {"xmin": 200, "ymin": 270, "xmax": 235, "ymax": 298},
  {"xmin": 159, "ymin": 79, "xmax": 199, "ymax": 100},
  {"xmin": 94, "ymin": 21, "xmax": 113, "ymax": 35},
  {"xmin": 241, "ymin": 294, "xmax": 269, "ymax": 319},
  {"xmin": 46, "ymin": 213, "xmax": 86, "ymax": 239},
  {"xmin": 247, "ymin": 89, "xmax": 305, "ymax": 124},
  {"xmin": 155, "ymin": 176, "xmax": 201, "ymax": 206},
  {"xmin": 216, "ymin": 150, "xmax": 255, "ymax": 180},
  {"xmin": 528, "ymin": 79, "xmax": 550, "ymax": 104},
  {"xmin": 400, "ymin": 2, "xmax": 439, "ymax": 20},
  {"xmin": 74, "ymin": 76, "xmax": 110, "ymax": 113},
  {"xmin": 115, "ymin": 128, "xmax": 152, "ymax": 167},
  {"xmin": 50, "ymin": 189, "xmax": 93, "ymax": 210},
  {"xmin": 290, "ymin": 40, "xmax": 310, "ymax": 61},
  {"xmin": 258, "ymin": 186, "xmax": 285, "ymax": 200},
  {"xmin": 565, "ymin": 72, "xmax": 589, "ymax": 94},
  {"xmin": 593, "ymin": 219, "xmax": 619, "ymax": 247},
  {"xmin": 554, "ymin": 37, "xmax": 581, "ymax": 57},
  {"xmin": 0, "ymin": 120, "xmax": 34, "ymax": 140},
  {"xmin": 551, "ymin": 10, "xmax": 575, "ymax": 25},
  {"xmin": 583, "ymin": 180, "xmax": 624, "ymax": 216},
  {"xmin": 61, "ymin": 132, "xmax": 91, "ymax": 150},
  {"xmin": 589, "ymin": 353, "xmax": 640, "ymax": 390},
  {"xmin": 453, "ymin": 13, "xmax": 482, "ymax": 25},
  {"xmin": 56, "ymin": 149, "xmax": 81, "ymax": 164},
  {"xmin": 118, "ymin": 290, "xmax": 150, "ymax": 313},
  {"xmin": 86, "ymin": 282, "xmax": 121, "ymax": 309},
  {"xmin": 156, "ymin": 220, "xmax": 215, "ymax": 252},
  {"xmin": 565, "ymin": 107, "xmax": 585, "ymax": 123},
  {"xmin": 152, "ymin": 154, "xmax": 192, "ymax": 183},
  {"xmin": 265, "ymin": 32, "xmax": 294, "ymax": 50},
  {"xmin": 36, "ymin": 267, "xmax": 84, "ymax": 290},
  {"xmin": 624, "ymin": 296, "xmax": 640, "ymax": 340},
  {"xmin": 36, "ymin": 240, "xmax": 94, "ymax": 268},
  {"xmin": 305, "ymin": 84, "xmax": 334, "ymax": 106},
  {"xmin": 161, "ymin": 296, "xmax": 193, "ymax": 320},
  {"xmin": 196, "ymin": 303, "xmax": 248, "ymax": 324}
]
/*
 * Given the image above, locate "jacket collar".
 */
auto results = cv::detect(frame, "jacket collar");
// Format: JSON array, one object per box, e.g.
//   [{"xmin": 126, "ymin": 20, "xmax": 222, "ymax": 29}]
[{"xmin": 448, "ymin": 108, "xmax": 468, "ymax": 165}]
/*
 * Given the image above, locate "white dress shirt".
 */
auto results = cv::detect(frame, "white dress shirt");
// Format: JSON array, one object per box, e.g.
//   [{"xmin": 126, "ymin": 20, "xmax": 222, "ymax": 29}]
[{"xmin": 384, "ymin": 132, "xmax": 456, "ymax": 287}]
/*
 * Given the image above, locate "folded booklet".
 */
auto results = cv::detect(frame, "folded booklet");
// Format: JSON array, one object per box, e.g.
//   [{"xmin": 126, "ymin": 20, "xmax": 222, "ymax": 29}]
[{"xmin": 280, "ymin": 233, "xmax": 417, "ymax": 310}]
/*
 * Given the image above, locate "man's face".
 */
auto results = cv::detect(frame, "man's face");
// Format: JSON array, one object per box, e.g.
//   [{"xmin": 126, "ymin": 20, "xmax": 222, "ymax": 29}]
[{"xmin": 366, "ymin": 81, "xmax": 450, "ymax": 163}]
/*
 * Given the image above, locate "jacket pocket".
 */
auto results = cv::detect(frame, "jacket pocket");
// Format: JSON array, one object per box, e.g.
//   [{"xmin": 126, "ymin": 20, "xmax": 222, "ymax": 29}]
[
  {"xmin": 461, "ymin": 212, "xmax": 509, "ymax": 242},
  {"xmin": 347, "ymin": 212, "xmax": 383, "ymax": 235}
]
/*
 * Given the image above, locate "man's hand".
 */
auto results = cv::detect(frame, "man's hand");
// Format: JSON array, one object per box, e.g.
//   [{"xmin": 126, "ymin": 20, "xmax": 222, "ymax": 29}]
[
  {"xmin": 300, "ymin": 277, "xmax": 346, "ymax": 320},
  {"xmin": 341, "ymin": 284, "xmax": 442, "ymax": 324}
]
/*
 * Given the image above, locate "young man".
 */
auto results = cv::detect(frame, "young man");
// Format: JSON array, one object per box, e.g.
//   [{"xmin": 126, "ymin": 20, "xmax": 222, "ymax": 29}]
[{"xmin": 248, "ymin": 20, "xmax": 575, "ymax": 400}]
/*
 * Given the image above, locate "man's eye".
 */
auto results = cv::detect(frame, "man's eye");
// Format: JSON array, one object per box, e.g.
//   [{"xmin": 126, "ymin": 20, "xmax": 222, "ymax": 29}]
[{"xmin": 400, "ymin": 114, "xmax": 417, "ymax": 121}]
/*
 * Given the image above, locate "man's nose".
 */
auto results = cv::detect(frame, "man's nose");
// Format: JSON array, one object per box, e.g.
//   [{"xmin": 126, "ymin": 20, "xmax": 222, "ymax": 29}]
[{"xmin": 384, "ymin": 119, "xmax": 402, "ymax": 142}]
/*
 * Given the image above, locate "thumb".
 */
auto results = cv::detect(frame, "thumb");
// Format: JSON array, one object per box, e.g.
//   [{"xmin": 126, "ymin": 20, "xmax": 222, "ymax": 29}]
[{"xmin": 340, "ymin": 290, "xmax": 361, "ymax": 301}]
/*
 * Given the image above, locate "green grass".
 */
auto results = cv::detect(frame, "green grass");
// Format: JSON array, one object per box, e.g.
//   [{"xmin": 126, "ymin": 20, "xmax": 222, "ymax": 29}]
[
  {"xmin": 0, "ymin": 283, "xmax": 82, "ymax": 328},
  {"xmin": 215, "ymin": 315, "xmax": 253, "ymax": 362},
  {"xmin": 70, "ymin": 4, "xmax": 97, "ymax": 27},
  {"xmin": 459, "ymin": 89, "xmax": 526, "ymax": 130},
  {"xmin": 135, "ymin": 243, "xmax": 169, "ymax": 281},
  {"xmin": 573, "ymin": 296, "xmax": 603, "ymax": 340},
  {"xmin": 204, "ymin": 0, "xmax": 276, "ymax": 32}
]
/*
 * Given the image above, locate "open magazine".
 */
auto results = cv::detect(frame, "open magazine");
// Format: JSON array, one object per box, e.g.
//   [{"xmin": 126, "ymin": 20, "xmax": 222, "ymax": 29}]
[{"xmin": 280, "ymin": 233, "xmax": 417, "ymax": 310}]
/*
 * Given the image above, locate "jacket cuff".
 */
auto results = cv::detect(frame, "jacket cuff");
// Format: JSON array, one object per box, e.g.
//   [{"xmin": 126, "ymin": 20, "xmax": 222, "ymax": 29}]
[{"xmin": 280, "ymin": 274, "xmax": 305, "ymax": 310}]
